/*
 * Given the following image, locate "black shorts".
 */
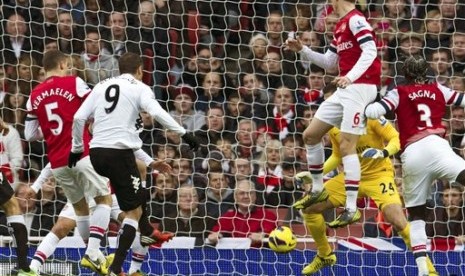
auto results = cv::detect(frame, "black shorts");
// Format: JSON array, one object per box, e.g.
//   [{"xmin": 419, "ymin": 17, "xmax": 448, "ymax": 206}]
[
  {"xmin": 90, "ymin": 148, "xmax": 143, "ymax": 212},
  {"xmin": 0, "ymin": 172, "xmax": 14, "ymax": 206}
]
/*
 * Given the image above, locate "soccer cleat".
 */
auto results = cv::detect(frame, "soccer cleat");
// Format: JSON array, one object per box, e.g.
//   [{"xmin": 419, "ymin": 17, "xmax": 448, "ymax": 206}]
[
  {"xmin": 328, "ymin": 209, "xmax": 362, "ymax": 228},
  {"xmin": 129, "ymin": 270, "xmax": 147, "ymax": 276},
  {"xmin": 140, "ymin": 229, "xmax": 174, "ymax": 246},
  {"xmin": 293, "ymin": 189, "xmax": 329, "ymax": 210},
  {"xmin": 81, "ymin": 254, "xmax": 109, "ymax": 275},
  {"xmin": 17, "ymin": 269, "xmax": 39, "ymax": 276},
  {"xmin": 105, "ymin": 254, "xmax": 115, "ymax": 272},
  {"xmin": 302, "ymin": 252, "xmax": 337, "ymax": 275}
]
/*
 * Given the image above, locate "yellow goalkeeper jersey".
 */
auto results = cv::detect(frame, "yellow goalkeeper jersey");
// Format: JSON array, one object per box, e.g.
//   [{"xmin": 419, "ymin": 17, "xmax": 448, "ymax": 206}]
[{"xmin": 323, "ymin": 118, "xmax": 400, "ymax": 177}]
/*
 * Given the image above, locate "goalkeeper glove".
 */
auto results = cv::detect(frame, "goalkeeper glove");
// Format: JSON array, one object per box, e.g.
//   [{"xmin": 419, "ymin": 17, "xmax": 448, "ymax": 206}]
[
  {"xmin": 365, "ymin": 103, "xmax": 386, "ymax": 119},
  {"xmin": 361, "ymin": 148, "xmax": 388, "ymax": 159},
  {"xmin": 68, "ymin": 151, "xmax": 83, "ymax": 168},
  {"xmin": 294, "ymin": 171, "xmax": 313, "ymax": 189},
  {"xmin": 182, "ymin": 132, "xmax": 199, "ymax": 151}
]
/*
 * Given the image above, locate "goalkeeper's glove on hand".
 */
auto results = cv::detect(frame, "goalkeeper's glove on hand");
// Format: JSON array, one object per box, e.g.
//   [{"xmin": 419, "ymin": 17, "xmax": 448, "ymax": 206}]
[
  {"xmin": 68, "ymin": 151, "xmax": 83, "ymax": 168},
  {"xmin": 361, "ymin": 148, "xmax": 388, "ymax": 159},
  {"xmin": 182, "ymin": 132, "xmax": 199, "ymax": 151}
]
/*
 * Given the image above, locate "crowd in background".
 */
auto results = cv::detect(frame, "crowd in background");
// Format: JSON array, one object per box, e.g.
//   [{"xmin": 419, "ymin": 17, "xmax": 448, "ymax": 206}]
[{"xmin": 0, "ymin": 0, "xmax": 465, "ymax": 246}]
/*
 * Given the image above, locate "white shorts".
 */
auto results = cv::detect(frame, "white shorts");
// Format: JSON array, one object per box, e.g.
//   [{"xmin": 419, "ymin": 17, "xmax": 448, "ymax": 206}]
[
  {"xmin": 315, "ymin": 83, "xmax": 377, "ymax": 135},
  {"xmin": 52, "ymin": 156, "xmax": 110, "ymax": 204},
  {"xmin": 60, "ymin": 194, "xmax": 122, "ymax": 221},
  {"xmin": 401, "ymin": 135, "xmax": 465, "ymax": 208}
]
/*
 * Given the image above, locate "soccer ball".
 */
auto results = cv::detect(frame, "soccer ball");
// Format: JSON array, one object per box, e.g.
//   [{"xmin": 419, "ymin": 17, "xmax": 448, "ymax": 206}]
[{"xmin": 268, "ymin": 226, "xmax": 297, "ymax": 253}]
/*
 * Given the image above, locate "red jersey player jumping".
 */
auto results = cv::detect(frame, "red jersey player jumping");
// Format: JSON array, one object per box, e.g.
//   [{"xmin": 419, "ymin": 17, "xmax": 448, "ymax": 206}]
[
  {"xmin": 366, "ymin": 55, "xmax": 465, "ymax": 276},
  {"xmin": 286, "ymin": 0, "xmax": 380, "ymax": 227}
]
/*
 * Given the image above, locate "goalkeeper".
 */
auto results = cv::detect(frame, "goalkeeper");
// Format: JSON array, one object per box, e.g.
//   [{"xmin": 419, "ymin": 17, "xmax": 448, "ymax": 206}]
[{"xmin": 294, "ymin": 118, "xmax": 438, "ymax": 276}]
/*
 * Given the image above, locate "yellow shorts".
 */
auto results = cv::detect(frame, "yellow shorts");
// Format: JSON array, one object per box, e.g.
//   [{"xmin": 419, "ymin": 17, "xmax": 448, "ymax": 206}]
[{"xmin": 325, "ymin": 172, "xmax": 402, "ymax": 211}]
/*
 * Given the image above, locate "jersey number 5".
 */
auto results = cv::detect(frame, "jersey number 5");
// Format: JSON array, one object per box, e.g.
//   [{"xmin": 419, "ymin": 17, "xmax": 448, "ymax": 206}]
[{"xmin": 45, "ymin": 102, "xmax": 63, "ymax": 135}]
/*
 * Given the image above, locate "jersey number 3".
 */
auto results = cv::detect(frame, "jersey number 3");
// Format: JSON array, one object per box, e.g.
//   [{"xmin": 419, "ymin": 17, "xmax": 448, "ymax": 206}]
[{"xmin": 417, "ymin": 104, "xmax": 432, "ymax": 128}]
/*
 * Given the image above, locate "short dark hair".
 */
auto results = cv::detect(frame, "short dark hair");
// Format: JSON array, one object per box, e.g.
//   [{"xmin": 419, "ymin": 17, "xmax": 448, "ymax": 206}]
[
  {"xmin": 118, "ymin": 52, "xmax": 142, "ymax": 74},
  {"xmin": 402, "ymin": 55, "xmax": 429, "ymax": 83},
  {"xmin": 42, "ymin": 50, "xmax": 68, "ymax": 71}
]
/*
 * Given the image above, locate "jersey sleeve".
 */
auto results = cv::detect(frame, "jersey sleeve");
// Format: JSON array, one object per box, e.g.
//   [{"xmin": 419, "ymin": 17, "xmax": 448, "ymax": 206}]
[
  {"xmin": 437, "ymin": 83, "xmax": 464, "ymax": 106},
  {"xmin": 24, "ymin": 98, "xmax": 42, "ymax": 141},
  {"xmin": 140, "ymin": 87, "xmax": 186, "ymax": 136},
  {"xmin": 75, "ymin": 77, "xmax": 92, "ymax": 98},
  {"xmin": 380, "ymin": 88, "xmax": 400, "ymax": 112},
  {"xmin": 134, "ymin": 148, "xmax": 153, "ymax": 167},
  {"xmin": 72, "ymin": 90, "xmax": 97, "ymax": 153}
]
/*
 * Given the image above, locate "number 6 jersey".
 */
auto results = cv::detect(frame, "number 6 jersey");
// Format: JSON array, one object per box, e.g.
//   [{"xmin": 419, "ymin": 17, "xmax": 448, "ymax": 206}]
[
  {"xmin": 72, "ymin": 73, "xmax": 186, "ymax": 152},
  {"xmin": 26, "ymin": 75, "xmax": 92, "ymax": 168},
  {"xmin": 378, "ymin": 82, "xmax": 463, "ymax": 150}
]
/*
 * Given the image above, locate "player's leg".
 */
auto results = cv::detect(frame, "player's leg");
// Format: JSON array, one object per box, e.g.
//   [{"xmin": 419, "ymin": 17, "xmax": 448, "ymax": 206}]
[
  {"xmin": 300, "ymin": 174, "xmax": 346, "ymax": 275},
  {"xmin": 90, "ymin": 148, "xmax": 143, "ymax": 275},
  {"xmin": 1, "ymin": 193, "xmax": 36, "ymax": 275},
  {"xmin": 366, "ymin": 173, "xmax": 437, "ymax": 275},
  {"xmin": 30, "ymin": 209, "xmax": 76, "ymax": 273},
  {"xmin": 331, "ymin": 84, "xmax": 377, "ymax": 226},
  {"xmin": 293, "ymin": 98, "xmax": 336, "ymax": 210}
]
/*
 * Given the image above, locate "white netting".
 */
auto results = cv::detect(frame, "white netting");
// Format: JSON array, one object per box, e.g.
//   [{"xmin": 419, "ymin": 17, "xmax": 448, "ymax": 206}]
[{"xmin": 0, "ymin": 0, "xmax": 465, "ymax": 275}]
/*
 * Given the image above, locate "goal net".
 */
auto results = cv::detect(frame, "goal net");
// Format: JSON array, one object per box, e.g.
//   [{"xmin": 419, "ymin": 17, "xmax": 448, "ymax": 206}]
[{"xmin": 0, "ymin": 0, "xmax": 464, "ymax": 275}]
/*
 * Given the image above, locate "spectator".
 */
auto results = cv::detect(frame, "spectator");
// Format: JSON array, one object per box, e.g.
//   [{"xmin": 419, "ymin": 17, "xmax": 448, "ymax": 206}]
[
  {"xmin": 158, "ymin": 184, "xmax": 216, "ymax": 246},
  {"xmin": 262, "ymin": 86, "xmax": 297, "ymax": 141},
  {"xmin": 224, "ymin": 91, "xmax": 253, "ymax": 136},
  {"xmin": 105, "ymin": 11, "xmax": 137, "ymax": 58},
  {"xmin": 450, "ymin": 73, "xmax": 465, "ymax": 92},
  {"xmin": 84, "ymin": 0, "xmax": 104, "ymax": 26},
  {"xmin": 60, "ymin": 0, "xmax": 85, "ymax": 25},
  {"xmin": 428, "ymin": 48, "xmax": 452, "ymax": 86},
  {"xmin": 230, "ymin": 158, "xmax": 258, "ymax": 187},
  {"xmin": 168, "ymin": 85, "xmax": 205, "ymax": 132},
  {"xmin": 451, "ymin": 32, "xmax": 465, "ymax": 75},
  {"xmin": 178, "ymin": 45, "xmax": 220, "ymax": 89},
  {"xmin": 450, "ymin": 106, "xmax": 465, "ymax": 154},
  {"xmin": 15, "ymin": 183, "xmax": 37, "ymax": 234},
  {"xmin": 56, "ymin": 9, "xmax": 84, "ymax": 54},
  {"xmin": 31, "ymin": 0, "xmax": 59, "ymax": 45},
  {"xmin": 2, "ymin": 84, "xmax": 28, "ymax": 137},
  {"xmin": 80, "ymin": 27, "xmax": 119, "ymax": 86},
  {"xmin": 12, "ymin": 54, "xmax": 41, "ymax": 97},
  {"xmin": 195, "ymin": 71, "xmax": 227, "ymax": 113},
  {"xmin": 297, "ymin": 65, "xmax": 325, "ymax": 106},
  {"xmin": 204, "ymin": 170, "xmax": 235, "ymax": 219},
  {"xmin": 149, "ymin": 173, "xmax": 177, "ymax": 223},
  {"xmin": 0, "ymin": 116, "xmax": 23, "ymax": 185},
  {"xmin": 426, "ymin": 183, "xmax": 465, "ymax": 240},
  {"xmin": 266, "ymin": 157, "xmax": 305, "ymax": 209},
  {"xmin": 194, "ymin": 105, "xmax": 231, "ymax": 157},
  {"xmin": 232, "ymin": 119, "xmax": 260, "ymax": 160},
  {"xmin": 239, "ymin": 34, "xmax": 269, "ymax": 74},
  {"xmin": 256, "ymin": 139, "xmax": 283, "ymax": 195},
  {"xmin": 207, "ymin": 180, "xmax": 277, "ymax": 247},
  {"xmin": 0, "ymin": 13, "xmax": 41, "ymax": 69},
  {"xmin": 420, "ymin": 10, "xmax": 450, "ymax": 56}
]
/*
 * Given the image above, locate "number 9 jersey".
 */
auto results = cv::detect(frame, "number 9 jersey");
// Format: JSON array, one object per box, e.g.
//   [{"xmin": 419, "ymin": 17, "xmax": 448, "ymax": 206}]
[
  {"xmin": 26, "ymin": 75, "xmax": 92, "ymax": 169},
  {"xmin": 378, "ymin": 82, "xmax": 463, "ymax": 150},
  {"xmin": 72, "ymin": 73, "xmax": 186, "ymax": 152}
]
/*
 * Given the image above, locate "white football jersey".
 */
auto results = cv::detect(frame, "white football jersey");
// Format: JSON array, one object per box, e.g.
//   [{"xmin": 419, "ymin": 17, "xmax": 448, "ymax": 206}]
[{"xmin": 72, "ymin": 73, "xmax": 186, "ymax": 151}]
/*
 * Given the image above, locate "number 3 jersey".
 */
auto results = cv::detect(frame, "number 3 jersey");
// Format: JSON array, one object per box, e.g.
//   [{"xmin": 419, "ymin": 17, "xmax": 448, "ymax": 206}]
[
  {"xmin": 26, "ymin": 76, "xmax": 92, "ymax": 168},
  {"xmin": 72, "ymin": 73, "xmax": 185, "ymax": 151},
  {"xmin": 379, "ymin": 82, "xmax": 463, "ymax": 150}
]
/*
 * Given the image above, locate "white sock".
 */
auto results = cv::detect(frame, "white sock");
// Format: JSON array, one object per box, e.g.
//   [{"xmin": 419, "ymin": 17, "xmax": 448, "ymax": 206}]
[
  {"xmin": 306, "ymin": 143, "xmax": 324, "ymax": 192},
  {"xmin": 128, "ymin": 232, "xmax": 148, "ymax": 274},
  {"xmin": 342, "ymin": 154, "xmax": 360, "ymax": 211},
  {"xmin": 30, "ymin": 232, "xmax": 60, "ymax": 272},
  {"xmin": 76, "ymin": 215, "xmax": 90, "ymax": 242},
  {"xmin": 410, "ymin": 220, "xmax": 428, "ymax": 275},
  {"xmin": 86, "ymin": 204, "xmax": 111, "ymax": 261}
]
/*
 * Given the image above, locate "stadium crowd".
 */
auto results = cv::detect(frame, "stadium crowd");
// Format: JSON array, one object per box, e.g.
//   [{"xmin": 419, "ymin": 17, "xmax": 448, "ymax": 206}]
[{"xmin": 0, "ymin": 0, "xmax": 465, "ymax": 269}]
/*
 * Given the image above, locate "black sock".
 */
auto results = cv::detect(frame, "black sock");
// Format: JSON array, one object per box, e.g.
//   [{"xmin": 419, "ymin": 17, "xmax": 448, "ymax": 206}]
[
  {"xmin": 9, "ymin": 222, "xmax": 29, "ymax": 271},
  {"xmin": 110, "ymin": 224, "xmax": 137, "ymax": 273},
  {"xmin": 138, "ymin": 201, "xmax": 153, "ymax": 237}
]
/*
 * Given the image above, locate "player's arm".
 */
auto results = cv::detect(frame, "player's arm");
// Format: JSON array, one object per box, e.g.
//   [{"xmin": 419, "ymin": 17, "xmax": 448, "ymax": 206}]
[
  {"xmin": 365, "ymin": 88, "xmax": 400, "ymax": 119},
  {"xmin": 140, "ymin": 88, "xmax": 199, "ymax": 150},
  {"xmin": 439, "ymin": 82, "xmax": 465, "ymax": 107},
  {"xmin": 30, "ymin": 163, "xmax": 52, "ymax": 195},
  {"xmin": 71, "ymin": 91, "xmax": 97, "ymax": 154},
  {"xmin": 361, "ymin": 119, "xmax": 400, "ymax": 159},
  {"xmin": 5, "ymin": 127, "xmax": 23, "ymax": 170},
  {"xmin": 133, "ymin": 148, "xmax": 171, "ymax": 174},
  {"xmin": 323, "ymin": 130, "xmax": 342, "ymax": 174},
  {"xmin": 344, "ymin": 15, "xmax": 378, "ymax": 83},
  {"xmin": 24, "ymin": 98, "xmax": 43, "ymax": 141}
]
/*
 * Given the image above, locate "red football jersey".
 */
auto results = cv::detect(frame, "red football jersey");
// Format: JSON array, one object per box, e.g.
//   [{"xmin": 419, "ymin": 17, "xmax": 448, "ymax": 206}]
[
  {"xmin": 27, "ymin": 76, "xmax": 92, "ymax": 168},
  {"xmin": 381, "ymin": 82, "xmax": 461, "ymax": 149},
  {"xmin": 332, "ymin": 9, "xmax": 381, "ymax": 85}
]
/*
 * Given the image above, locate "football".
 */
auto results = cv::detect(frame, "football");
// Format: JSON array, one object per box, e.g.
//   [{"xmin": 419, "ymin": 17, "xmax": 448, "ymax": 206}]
[{"xmin": 268, "ymin": 226, "xmax": 297, "ymax": 253}]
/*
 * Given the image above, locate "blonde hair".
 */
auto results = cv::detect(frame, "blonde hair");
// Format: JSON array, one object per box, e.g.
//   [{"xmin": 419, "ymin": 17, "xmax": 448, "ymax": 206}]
[{"xmin": 248, "ymin": 34, "xmax": 269, "ymax": 52}]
